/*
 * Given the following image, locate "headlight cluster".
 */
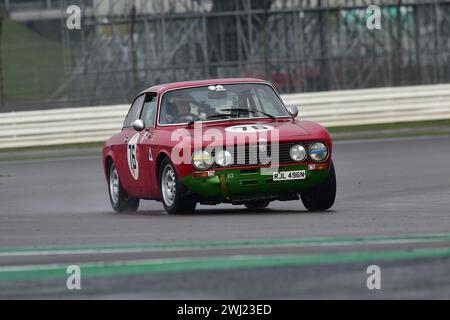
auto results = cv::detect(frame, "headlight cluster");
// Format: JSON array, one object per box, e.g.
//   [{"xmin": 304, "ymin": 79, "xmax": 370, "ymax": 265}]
[
  {"xmin": 214, "ymin": 150, "xmax": 233, "ymax": 167},
  {"xmin": 289, "ymin": 142, "xmax": 328, "ymax": 163},
  {"xmin": 193, "ymin": 142, "xmax": 328, "ymax": 169},
  {"xmin": 309, "ymin": 142, "xmax": 328, "ymax": 162},
  {"xmin": 289, "ymin": 144, "xmax": 307, "ymax": 162},
  {"xmin": 191, "ymin": 149, "xmax": 233, "ymax": 170},
  {"xmin": 192, "ymin": 150, "xmax": 213, "ymax": 170}
]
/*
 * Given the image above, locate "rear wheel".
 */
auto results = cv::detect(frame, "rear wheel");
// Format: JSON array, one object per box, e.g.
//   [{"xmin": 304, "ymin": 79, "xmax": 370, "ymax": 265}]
[
  {"xmin": 300, "ymin": 161, "xmax": 336, "ymax": 211},
  {"xmin": 108, "ymin": 161, "xmax": 140, "ymax": 213},
  {"xmin": 159, "ymin": 158, "xmax": 196, "ymax": 214},
  {"xmin": 244, "ymin": 200, "xmax": 271, "ymax": 210}
]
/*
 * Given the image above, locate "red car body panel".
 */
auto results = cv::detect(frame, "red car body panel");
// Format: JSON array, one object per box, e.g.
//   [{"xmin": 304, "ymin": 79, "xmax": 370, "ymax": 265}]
[{"xmin": 102, "ymin": 78, "xmax": 332, "ymax": 201}]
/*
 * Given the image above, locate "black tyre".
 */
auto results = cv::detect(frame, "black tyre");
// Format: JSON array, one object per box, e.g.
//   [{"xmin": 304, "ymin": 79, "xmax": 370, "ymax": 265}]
[
  {"xmin": 244, "ymin": 200, "xmax": 271, "ymax": 210},
  {"xmin": 108, "ymin": 161, "xmax": 140, "ymax": 213},
  {"xmin": 159, "ymin": 158, "xmax": 197, "ymax": 214},
  {"xmin": 300, "ymin": 161, "xmax": 336, "ymax": 211}
]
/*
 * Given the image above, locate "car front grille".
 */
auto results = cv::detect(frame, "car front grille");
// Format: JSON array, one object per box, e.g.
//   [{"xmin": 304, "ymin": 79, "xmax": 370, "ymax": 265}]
[{"xmin": 211, "ymin": 142, "xmax": 311, "ymax": 167}]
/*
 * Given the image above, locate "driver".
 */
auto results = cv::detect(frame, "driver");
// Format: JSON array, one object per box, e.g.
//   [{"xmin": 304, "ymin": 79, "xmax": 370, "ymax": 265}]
[
  {"xmin": 166, "ymin": 93, "xmax": 195, "ymax": 123},
  {"xmin": 174, "ymin": 98, "xmax": 191, "ymax": 115}
]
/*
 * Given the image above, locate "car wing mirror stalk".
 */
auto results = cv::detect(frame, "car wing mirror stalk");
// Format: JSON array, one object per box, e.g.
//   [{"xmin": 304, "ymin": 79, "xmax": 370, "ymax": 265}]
[{"xmin": 287, "ymin": 106, "xmax": 299, "ymax": 118}]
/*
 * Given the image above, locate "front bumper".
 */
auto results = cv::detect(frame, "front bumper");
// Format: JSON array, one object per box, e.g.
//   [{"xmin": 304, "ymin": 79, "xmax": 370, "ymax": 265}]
[{"xmin": 182, "ymin": 164, "xmax": 330, "ymax": 202}]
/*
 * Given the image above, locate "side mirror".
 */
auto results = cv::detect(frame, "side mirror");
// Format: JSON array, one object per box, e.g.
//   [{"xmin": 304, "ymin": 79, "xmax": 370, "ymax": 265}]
[
  {"xmin": 287, "ymin": 106, "xmax": 299, "ymax": 118},
  {"xmin": 132, "ymin": 119, "xmax": 145, "ymax": 131}
]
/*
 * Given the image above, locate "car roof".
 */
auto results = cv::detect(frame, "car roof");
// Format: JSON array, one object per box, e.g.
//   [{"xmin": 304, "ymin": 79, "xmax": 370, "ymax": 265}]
[{"xmin": 140, "ymin": 78, "xmax": 270, "ymax": 95}]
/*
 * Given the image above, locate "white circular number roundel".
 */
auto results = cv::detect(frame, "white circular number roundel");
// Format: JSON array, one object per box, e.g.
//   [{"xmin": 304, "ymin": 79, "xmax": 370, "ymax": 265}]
[
  {"xmin": 127, "ymin": 133, "xmax": 140, "ymax": 180},
  {"xmin": 225, "ymin": 125, "xmax": 274, "ymax": 133}
]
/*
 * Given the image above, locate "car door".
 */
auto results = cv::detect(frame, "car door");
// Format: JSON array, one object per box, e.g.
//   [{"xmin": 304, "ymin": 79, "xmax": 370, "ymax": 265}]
[
  {"xmin": 115, "ymin": 94, "xmax": 145, "ymax": 195},
  {"xmin": 135, "ymin": 93, "xmax": 159, "ymax": 198}
]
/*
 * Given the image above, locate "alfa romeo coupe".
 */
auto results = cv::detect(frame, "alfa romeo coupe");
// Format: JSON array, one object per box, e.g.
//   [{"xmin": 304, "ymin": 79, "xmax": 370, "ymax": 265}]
[{"xmin": 102, "ymin": 78, "xmax": 336, "ymax": 214}]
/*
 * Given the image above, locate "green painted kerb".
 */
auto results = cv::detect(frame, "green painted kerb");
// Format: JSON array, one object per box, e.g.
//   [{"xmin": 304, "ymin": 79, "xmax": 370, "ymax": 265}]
[
  {"xmin": 2, "ymin": 247, "xmax": 450, "ymax": 282},
  {"xmin": 183, "ymin": 165, "xmax": 328, "ymax": 198}
]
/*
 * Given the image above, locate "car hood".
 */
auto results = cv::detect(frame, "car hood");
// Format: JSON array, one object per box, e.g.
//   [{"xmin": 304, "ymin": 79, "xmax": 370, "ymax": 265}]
[{"xmin": 178, "ymin": 119, "xmax": 311, "ymax": 146}]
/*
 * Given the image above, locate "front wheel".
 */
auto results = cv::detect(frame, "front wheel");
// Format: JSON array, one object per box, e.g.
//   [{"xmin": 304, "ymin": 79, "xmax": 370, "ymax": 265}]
[
  {"xmin": 159, "ymin": 158, "xmax": 196, "ymax": 214},
  {"xmin": 108, "ymin": 161, "xmax": 140, "ymax": 213},
  {"xmin": 300, "ymin": 161, "xmax": 336, "ymax": 211}
]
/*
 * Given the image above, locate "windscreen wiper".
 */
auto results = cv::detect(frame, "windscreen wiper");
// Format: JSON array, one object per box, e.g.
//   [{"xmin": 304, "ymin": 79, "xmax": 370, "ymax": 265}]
[
  {"xmin": 187, "ymin": 113, "xmax": 239, "ymax": 126},
  {"xmin": 220, "ymin": 108, "xmax": 275, "ymax": 119}
]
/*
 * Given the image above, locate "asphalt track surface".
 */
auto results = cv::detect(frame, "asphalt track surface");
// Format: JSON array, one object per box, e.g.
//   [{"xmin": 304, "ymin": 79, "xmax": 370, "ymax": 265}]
[{"xmin": 0, "ymin": 135, "xmax": 450, "ymax": 299}]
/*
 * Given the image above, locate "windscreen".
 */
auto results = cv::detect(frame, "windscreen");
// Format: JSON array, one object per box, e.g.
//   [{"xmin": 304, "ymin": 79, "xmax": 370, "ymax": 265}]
[{"xmin": 158, "ymin": 83, "xmax": 290, "ymax": 125}]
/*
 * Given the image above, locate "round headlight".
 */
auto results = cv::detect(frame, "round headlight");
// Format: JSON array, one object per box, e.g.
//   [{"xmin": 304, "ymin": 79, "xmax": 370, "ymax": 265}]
[
  {"xmin": 309, "ymin": 142, "xmax": 328, "ymax": 162},
  {"xmin": 289, "ymin": 144, "xmax": 307, "ymax": 162},
  {"xmin": 214, "ymin": 150, "xmax": 233, "ymax": 167},
  {"xmin": 192, "ymin": 150, "xmax": 213, "ymax": 170}
]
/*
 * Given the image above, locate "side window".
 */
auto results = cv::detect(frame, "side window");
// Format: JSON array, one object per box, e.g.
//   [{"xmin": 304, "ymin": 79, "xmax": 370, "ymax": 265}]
[
  {"xmin": 140, "ymin": 94, "xmax": 157, "ymax": 128},
  {"xmin": 123, "ymin": 95, "xmax": 145, "ymax": 128}
]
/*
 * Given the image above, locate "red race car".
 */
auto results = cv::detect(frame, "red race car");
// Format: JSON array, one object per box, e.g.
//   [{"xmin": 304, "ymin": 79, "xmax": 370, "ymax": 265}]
[{"xmin": 102, "ymin": 78, "xmax": 336, "ymax": 214}]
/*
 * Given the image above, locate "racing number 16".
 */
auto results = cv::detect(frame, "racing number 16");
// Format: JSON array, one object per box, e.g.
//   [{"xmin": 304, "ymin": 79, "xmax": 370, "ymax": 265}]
[{"xmin": 128, "ymin": 144, "xmax": 137, "ymax": 169}]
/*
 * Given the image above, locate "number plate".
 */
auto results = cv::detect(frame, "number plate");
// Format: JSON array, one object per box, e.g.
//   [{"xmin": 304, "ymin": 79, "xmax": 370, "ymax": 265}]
[{"xmin": 272, "ymin": 170, "xmax": 306, "ymax": 181}]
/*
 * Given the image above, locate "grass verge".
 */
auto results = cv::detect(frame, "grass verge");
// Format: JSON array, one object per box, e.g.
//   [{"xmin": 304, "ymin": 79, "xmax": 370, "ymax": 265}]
[{"xmin": 2, "ymin": 18, "xmax": 64, "ymax": 99}]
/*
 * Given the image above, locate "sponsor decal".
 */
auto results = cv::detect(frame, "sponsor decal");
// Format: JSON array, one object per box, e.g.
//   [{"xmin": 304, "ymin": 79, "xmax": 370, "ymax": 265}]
[{"xmin": 208, "ymin": 85, "xmax": 226, "ymax": 91}]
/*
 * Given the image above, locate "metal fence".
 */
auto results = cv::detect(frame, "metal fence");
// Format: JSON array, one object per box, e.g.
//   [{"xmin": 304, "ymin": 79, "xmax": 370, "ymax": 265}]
[
  {"xmin": 2, "ymin": 83, "xmax": 450, "ymax": 149},
  {"xmin": 1, "ymin": 0, "xmax": 450, "ymax": 111}
]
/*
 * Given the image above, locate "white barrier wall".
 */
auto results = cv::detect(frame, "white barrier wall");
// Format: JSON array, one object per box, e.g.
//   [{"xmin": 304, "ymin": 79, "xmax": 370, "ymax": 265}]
[{"xmin": 1, "ymin": 84, "xmax": 450, "ymax": 149}]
